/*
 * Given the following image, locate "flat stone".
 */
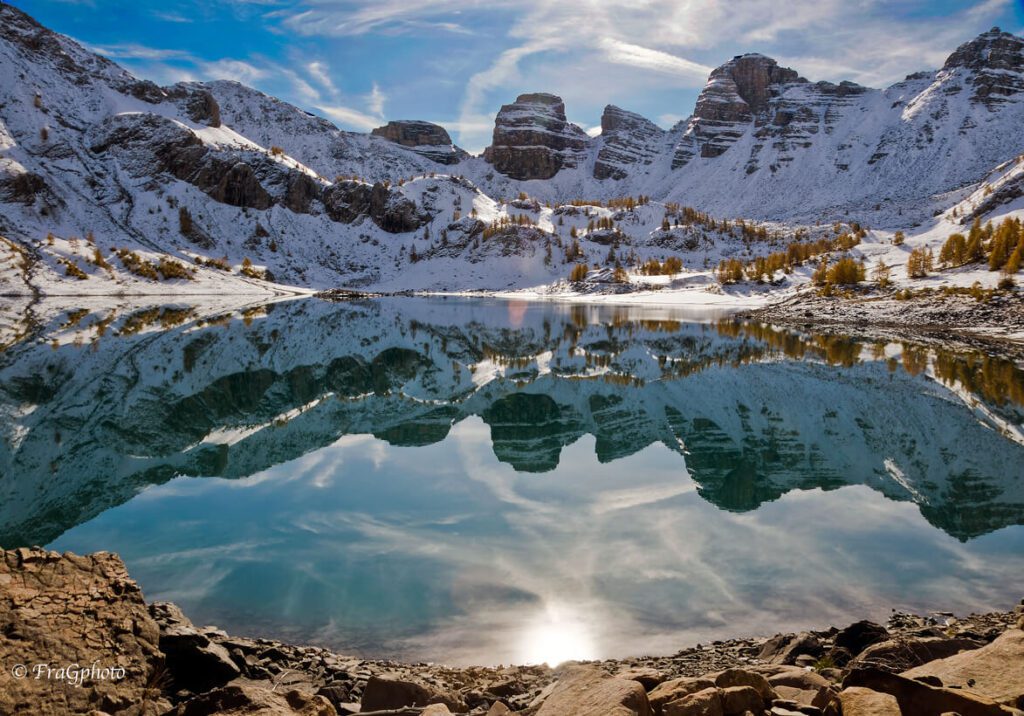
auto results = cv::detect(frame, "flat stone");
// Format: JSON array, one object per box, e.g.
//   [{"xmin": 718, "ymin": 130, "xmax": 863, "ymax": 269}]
[
  {"xmin": 902, "ymin": 628, "xmax": 1024, "ymax": 707},
  {"xmin": 536, "ymin": 666, "xmax": 652, "ymax": 716},
  {"xmin": 837, "ymin": 686, "xmax": 900, "ymax": 716},
  {"xmin": 648, "ymin": 676, "xmax": 716, "ymax": 714}
]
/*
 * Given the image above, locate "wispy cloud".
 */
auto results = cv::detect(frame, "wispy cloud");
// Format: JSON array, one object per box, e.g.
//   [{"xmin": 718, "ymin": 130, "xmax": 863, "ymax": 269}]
[
  {"xmin": 599, "ymin": 38, "xmax": 713, "ymax": 80},
  {"xmin": 317, "ymin": 104, "xmax": 384, "ymax": 131}
]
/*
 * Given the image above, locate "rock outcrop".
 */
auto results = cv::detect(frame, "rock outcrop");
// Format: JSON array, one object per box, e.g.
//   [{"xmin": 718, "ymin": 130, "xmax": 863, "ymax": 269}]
[
  {"xmin": 484, "ymin": 93, "xmax": 590, "ymax": 180},
  {"xmin": 594, "ymin": 105, "xmax": 667, "ymax": 180},
  {"xmin": 371, "ymin": 120, "xmax": 463, "ymax": 165},
  {"xmin": 322, "ymin": 180, "xmax": 428, "ymax": 233},
  {"xmin": 0, "ymin": 548, "xmax": 168, "ymax": 716},
  {"xmin": 943, "ymin": 27, "xmax": 1024, "ymax": 106}
]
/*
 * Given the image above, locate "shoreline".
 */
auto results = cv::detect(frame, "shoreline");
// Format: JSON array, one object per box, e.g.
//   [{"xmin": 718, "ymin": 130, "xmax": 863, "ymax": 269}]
[{"xmin": 2, "ymin": 547, "xmax": 1023, "ymax": 715}]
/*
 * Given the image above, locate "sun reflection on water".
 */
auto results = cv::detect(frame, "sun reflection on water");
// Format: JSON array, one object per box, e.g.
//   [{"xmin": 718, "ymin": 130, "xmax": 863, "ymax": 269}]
[{"xmin": 519, "ymin": 604, "xmax": 598, "ymax": 666}]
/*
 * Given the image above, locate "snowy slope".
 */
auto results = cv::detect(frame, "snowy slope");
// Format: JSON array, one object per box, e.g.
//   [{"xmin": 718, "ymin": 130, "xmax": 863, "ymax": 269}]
[{"xmin": 0, "ymin": 2, "xmax": 1022, "ymax": 296}]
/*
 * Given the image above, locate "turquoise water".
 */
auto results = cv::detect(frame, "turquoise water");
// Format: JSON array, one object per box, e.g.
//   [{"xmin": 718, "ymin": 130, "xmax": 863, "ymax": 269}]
[{"xmin": 2, "ymin": 297, "xmax": 1023, "ymax": 665}]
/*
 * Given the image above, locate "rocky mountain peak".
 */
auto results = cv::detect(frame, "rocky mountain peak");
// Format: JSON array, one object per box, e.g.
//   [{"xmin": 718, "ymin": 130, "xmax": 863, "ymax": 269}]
[
  {"xmin": 702, "ymin": 53, "xmax": 806, "ymax": 117},
  {"xmin": 370, "ymin": 120, "xmax": 462, "ymax": 165},
  {"xmin": 942, "ymin": 27, "xmax": 1024, "ymax": 105},
  {"xmin": 484, "ymin": 92, "xmax": 589, "ymax": 180},
  {"xmin": 943, "ymin": 27, "xmax": 1024, "ymax": 71},
  {"xmin": 594, "ymin": 105, "xmax": 666, "ymax": 180}
]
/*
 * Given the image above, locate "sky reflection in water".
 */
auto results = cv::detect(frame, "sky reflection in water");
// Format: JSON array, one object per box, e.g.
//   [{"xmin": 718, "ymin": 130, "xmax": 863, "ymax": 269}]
[{"xmin": 52, "ymin": 416, "xmax": 1024, "ymax": 666}]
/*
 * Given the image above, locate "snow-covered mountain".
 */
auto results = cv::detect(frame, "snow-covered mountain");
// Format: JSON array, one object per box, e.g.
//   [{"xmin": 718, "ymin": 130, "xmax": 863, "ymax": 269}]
[
  {"xmin": 1, "ymin": 297, "xmax": 1022, "ymax": 547},
  {"xmin": 1, "ymin": 1, "xmax": 1023, "ymax": 293}
]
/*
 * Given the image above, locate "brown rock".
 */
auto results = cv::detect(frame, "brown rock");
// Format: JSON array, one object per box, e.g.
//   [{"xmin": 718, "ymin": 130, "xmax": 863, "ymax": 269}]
[
  {"xmin": 486, "ymin": 703, "xmax": 513, "ymax": 716},
  {"xmin": 850, "ymin": 635, "xmax": 984, "ymax": 671},
  {"xmin": 422, "ymin": 705, "xmax": 454, "ymax": 716},
  {"xmin": 536, "ymin": 666, "xmax": 652, "ymax": 716},
  {"xmin": 663, "ymin": 687, "xmax": 723, "ymax": 716},
  {"xmin": 648, "ymin": 676, "xmax": 716, "ymax": 714},
  {"xmin": 902, "ymin": 628, "xmax": 1024, "ymax": 707},
  {"xmin": 767, "ymin": 667, "xmax": 831, "ymax": 691},
  {"xmin": 844, "ymin": 667, "xmax": 1010, "ymax": 715},
  {"xmin": 167, "ymin": 682, "xmax": 336, "ymax": 715},
  {"xmin": 720, "ymin": 685, "xmax": 763, "ymax": 714},
  {"xmin": 0, "ymin": 548, "xmax": 165, "ymax": 716},
  {"xmin": 618, "ymin": 666, "xmax": 667, "ymax": 689},
  {"xmin": 715, "ymin": 669, "xmax": 777, "ymax": 701},
  {"xmin": 834, "ymin": 621, "xmax": 889, "ymax": 656},
  {"xmin": 758, "ymin": 633, "xmax": 824, "ymax": 665},
  {"xmin": 836, "ymin": 687, "xmax": 900, "ymax": 715},
  {"xmin": 360, "ymin": 674, "xmax": 466, "ymax": 712}
]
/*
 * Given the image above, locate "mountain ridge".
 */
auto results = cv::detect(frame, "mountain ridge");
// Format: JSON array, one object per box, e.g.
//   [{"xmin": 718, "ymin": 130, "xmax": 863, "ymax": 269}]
[{"xmin": 1, "ymin": 1, "xmax": 1023, "ymax": 294}]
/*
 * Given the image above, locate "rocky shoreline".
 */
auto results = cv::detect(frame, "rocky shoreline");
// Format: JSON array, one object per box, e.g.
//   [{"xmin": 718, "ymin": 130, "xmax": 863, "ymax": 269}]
[
  {"xmin": 2, "ymin": 548, "xmax": 1023, "ymax": 715},
  {"xmin": 742, "ymin": 288, "xmax": 1024, "ymax": 363}
]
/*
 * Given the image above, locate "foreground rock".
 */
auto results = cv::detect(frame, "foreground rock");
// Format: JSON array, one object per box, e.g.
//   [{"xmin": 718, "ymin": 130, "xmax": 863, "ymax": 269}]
[
  {"xmin": 0, "ymin": 548, "xmax": 168, "ymax": 716},
  {"xmin": 2, "ymin": 548, "xmax": 1023, "ymax": 716},
  {"xmin": 534, "ymin": 666, "xmax": 651, "ymax": 716}
]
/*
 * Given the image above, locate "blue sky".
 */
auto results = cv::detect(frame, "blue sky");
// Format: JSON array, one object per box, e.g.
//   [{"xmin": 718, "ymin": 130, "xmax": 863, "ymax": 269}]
[{"xmin": 12, "ymin": 0, "xmax": 1024, "ymax": 152}]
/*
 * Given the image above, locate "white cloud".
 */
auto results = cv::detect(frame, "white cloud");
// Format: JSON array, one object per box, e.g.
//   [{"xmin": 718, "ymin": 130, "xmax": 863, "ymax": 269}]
[
  {"xmin": 366, "ymin": 82, "xmax": 386, "ymax": 116},
  {"xmin": 199, "ymin": 59, "xmax": 268, "ymax": 84},
  {"xmin": 599, "ymin": 38, "xmax": 713, "ymax": 80},
  {"xmin": 317, "ymin": 104, "xmax": 384, "ymax": 131},
  {"xmin": 307, "ymin": 61, "xmax": 339, "ymax": 98}
]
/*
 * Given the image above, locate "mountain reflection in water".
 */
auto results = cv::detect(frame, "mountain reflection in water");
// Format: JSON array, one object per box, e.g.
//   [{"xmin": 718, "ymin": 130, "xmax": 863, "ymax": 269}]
[{"xmin": 1, "ymin": 296, "xmax": 1022, "ymax": 664}]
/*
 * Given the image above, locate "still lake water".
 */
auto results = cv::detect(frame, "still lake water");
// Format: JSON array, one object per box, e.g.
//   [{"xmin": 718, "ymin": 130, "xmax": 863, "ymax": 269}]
[{"xmin": 2, "ymin": 296, "xmax": 1023, "ymax": 665}]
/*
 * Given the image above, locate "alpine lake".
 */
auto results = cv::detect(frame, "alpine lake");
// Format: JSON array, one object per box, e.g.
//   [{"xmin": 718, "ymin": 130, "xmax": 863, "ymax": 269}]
[{"xmin": 1, "ymin": 296, "xmax": 1023, "ymax": 666}]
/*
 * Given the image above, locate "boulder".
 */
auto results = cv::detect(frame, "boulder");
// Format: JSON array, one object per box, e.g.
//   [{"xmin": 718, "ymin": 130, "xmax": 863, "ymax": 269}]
[
  {"xmin": 663, "ymin": 687, "xmax": 723, "ymax": 716},
  {"xmin": 617, "ymin": 666, "xmax": 667, "ymax": 689},
  {"xmin": 902, "ymin": 628, "xmax": 1024, "ymax": 707},
  {"xmin": 486, "ymin": 703, "xmax": 513, "ymax": 715},
  {"xmin": 159, "ymin": 623, "xmax": 241, "ymax": 693},
  {"xmin": 165, "ymin": 682, "xmax": 336, "ymax": 715},
  {"xmin": 648, "ymin": 676, "xmax": 716, "ymax": 714},
  {"xmin": 836, "ymin": 687, "xmax": 900, "ymax": 716},
  {"xmin": 851, "ymin": 635, "xmax": 984, "ymax": 671},
  {"xmin": 758, "ymin": 633, "xmax": 824, "ymax": 665},
  {"xmin": 844, "ymin": 667, "xmax": 1011, "ymax": 715},
  {"xmin": 536, "ymin": 666, "xmax": 652, "ymax": 716},
  {"xmin": 715, "ymin": 669, "xmax": 777, "ymax": 701},
  {"xmin": 834, "ymin": 621, "xmax": 889, "ymax": 657},
  {"xmin": 360, "ymin": 674, "xmax": 466, "ymax": 712},
  {"xmin": 0, "ymin": 548, "xmax": 167, "ymax": 716},
  {"xmin": 767, "ymin": 667, "xmax": 831, "ymax": 691},
  {"xmin": 721, "ymin": 685, "xmax": 764, "ymax": 714}
]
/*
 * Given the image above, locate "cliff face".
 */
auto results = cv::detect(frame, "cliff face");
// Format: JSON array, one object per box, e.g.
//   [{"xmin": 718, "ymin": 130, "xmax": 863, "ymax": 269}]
[
  {"xmin": 483, "ymin": 93, "xmax": 590, "ymax": 180},
  {"xmin": 593, "ymin": 105, "xmax": 667, "ymax": 180},
  {"xmin": 371, "ymin": 120, "xmax": 465, "ymax": 165}
]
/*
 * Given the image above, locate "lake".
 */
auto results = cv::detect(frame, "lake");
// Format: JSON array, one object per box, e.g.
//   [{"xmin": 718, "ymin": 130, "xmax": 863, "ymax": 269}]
[{"xmin": 1, "ymin": 296, "xmax": 1023, "ymax": 666}]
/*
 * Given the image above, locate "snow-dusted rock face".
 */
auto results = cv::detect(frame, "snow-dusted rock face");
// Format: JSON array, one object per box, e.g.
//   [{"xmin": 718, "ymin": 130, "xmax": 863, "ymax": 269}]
[
  {"xmin": 371, "ymin": 120, "xmax": 465, "ymax": 165},
  {"xmin": 943, "ymin": 27, "xmax": 1024, "ymax": 105},
  {"xmin": 672, "ymin": 53, "xmax": 808, "ymax": 166},
  {"xmin": 483, "ymin": 93, "xmax": 590, "ymax": 180},
  {"xmin": 593, "ymin": 105, "xmax": 667, "ymax": 180}
]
